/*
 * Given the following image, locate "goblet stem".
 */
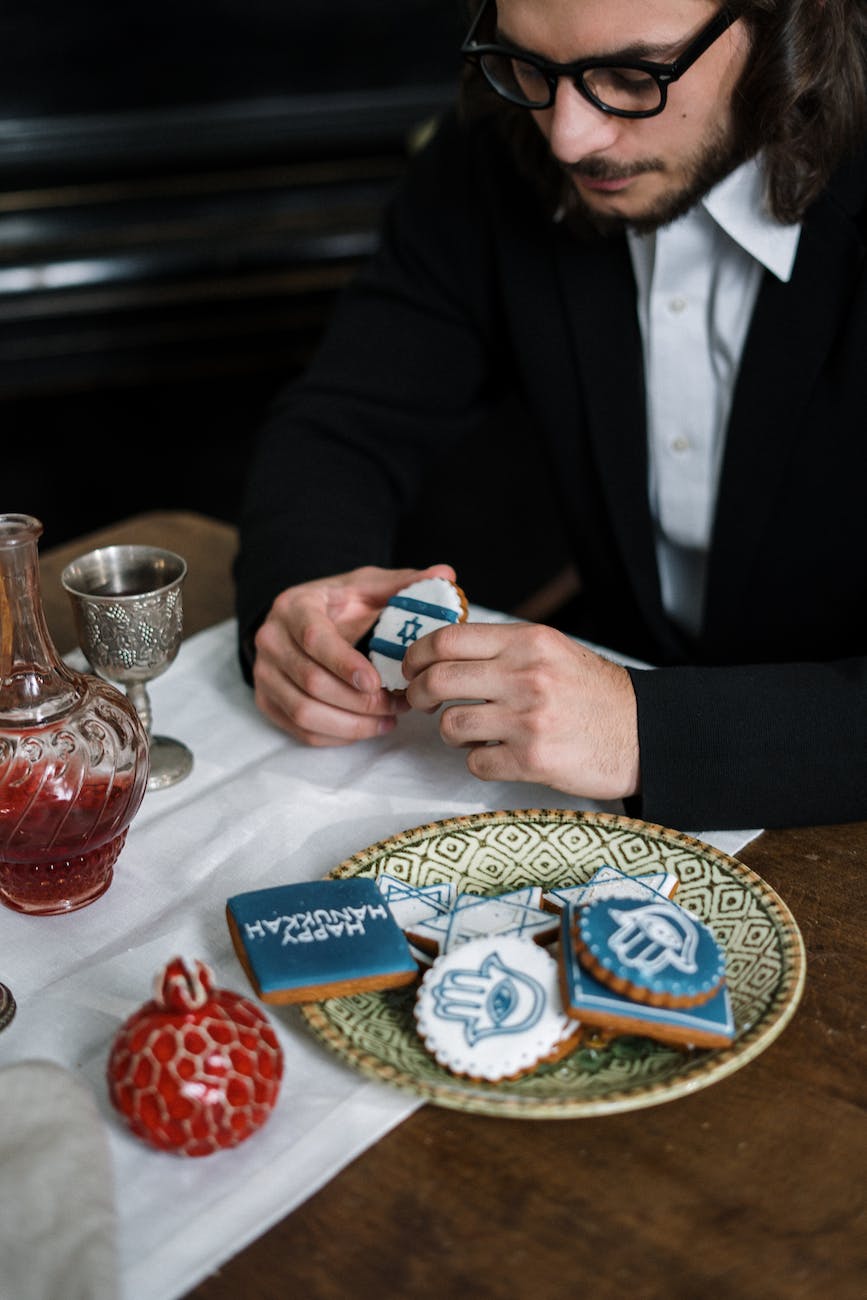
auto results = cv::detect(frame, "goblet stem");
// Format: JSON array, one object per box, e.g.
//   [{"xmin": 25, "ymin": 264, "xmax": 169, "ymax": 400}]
[
  {"xmin": 126, "ymin": 682, "xmax": 153, "ymax": 737},
  {"xmin": 126, "ymin": 680, "xmax": 193, "ymax": 791}
]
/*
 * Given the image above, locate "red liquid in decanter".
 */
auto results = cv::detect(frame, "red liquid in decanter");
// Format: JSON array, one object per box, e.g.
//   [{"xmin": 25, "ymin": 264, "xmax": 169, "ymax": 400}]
[{"xmin": 0, "ymin": 515, "xmax": 150, "ymax": 915}]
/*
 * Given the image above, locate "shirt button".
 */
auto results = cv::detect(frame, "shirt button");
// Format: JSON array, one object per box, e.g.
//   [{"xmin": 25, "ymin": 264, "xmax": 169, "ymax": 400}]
[
  {"xmin": 668, "ymin": 296, "xmax": 688, "ymax": 314},
  {"xmin": 670, "ymin": 436, "xmax": 690, "ymax": 453}
]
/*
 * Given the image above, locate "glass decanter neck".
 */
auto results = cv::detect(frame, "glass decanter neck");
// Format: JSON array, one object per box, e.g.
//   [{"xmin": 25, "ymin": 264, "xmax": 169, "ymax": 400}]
[{"xmin": 0, "ymin": 514, "xmax": 82, "ymax": 725}]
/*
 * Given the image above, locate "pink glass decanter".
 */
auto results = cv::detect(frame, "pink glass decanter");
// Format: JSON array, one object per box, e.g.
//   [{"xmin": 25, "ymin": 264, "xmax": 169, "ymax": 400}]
[{"xmin": 0, "ymin": 514, "xmax": 150, "ymax": 914}]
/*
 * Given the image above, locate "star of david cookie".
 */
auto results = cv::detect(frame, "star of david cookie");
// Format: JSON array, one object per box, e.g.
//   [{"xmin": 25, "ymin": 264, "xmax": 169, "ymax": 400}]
[
  {"xmin": 543, "ymin": 864, "xmax": 679, "ymax": 913},
  {"xmin": 368, "ymin": 577, "xmax": 468, "ymax": 691},
  {"xmin": 414, "ymin": 934, "xmax": 581, "ymax": 1081},
  {"xmin": 374, "ymin": 871, "xmax": 456, "ymax": 929},
  {"xmin": 571, "ymin": 895, "xmax": 726, "ymax": 1009},
  {"xmin": 406, "ymin": 887, "xmax": 559, "ymax": 956}
]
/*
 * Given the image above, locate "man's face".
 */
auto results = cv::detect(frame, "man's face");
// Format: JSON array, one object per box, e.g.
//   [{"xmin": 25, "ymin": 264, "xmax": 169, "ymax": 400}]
[{"xmin": 496, "ymin": 0, "xmax": 753, "ymax": 232}]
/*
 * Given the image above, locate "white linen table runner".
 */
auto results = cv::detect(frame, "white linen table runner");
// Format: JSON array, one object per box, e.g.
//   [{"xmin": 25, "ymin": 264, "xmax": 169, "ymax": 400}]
[{"xmin": 0, "ymin": 615, "xmax": 760, "ymax": 1300}]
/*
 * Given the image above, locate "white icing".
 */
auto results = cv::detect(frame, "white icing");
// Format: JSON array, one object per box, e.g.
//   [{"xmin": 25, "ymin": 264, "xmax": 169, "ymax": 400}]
[
  {"xmin": 369, "ymin": 578, "xmax": 466, "ymax": 691},
  {"xmin": 414, "ymin": 935, "xmax": 579, "ymax": 1081},
  {"xmin": 410, "ymin": 889, "xmax": 558, "ymax": 953},
  {"xmin": 375, "ymin": 872, "xmax": 455, "ymax": 928},
  {"xmin": 544, "ymin": 865, "xmax": 679, "ymax": 912},
  {"xmin": 242, "ymin": 902, "xmax": 388, "ymax": 946}
]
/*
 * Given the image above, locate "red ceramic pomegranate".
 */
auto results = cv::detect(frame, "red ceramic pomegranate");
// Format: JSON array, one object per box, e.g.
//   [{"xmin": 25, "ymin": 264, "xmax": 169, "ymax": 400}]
[{"xmin": 107, "ymin": 957, "xmax": 283, "ymax": 1156}]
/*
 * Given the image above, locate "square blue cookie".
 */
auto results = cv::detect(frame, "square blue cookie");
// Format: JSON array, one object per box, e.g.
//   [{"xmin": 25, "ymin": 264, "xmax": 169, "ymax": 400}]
[{"xmin": 226, "ymin": 877, "xmax": 418, "ymax": 1004}]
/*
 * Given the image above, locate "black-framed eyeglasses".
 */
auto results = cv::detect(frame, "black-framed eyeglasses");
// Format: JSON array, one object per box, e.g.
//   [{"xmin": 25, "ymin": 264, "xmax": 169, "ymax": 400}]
[{"xmin": 461, "ymin": 0, "xmax": 737, "ymax": 119}]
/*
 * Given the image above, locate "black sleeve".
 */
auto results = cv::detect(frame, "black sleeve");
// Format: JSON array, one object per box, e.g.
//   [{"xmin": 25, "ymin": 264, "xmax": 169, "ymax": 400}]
[
  {"xmin": 627, "ymin": 657, "xmax": 867, "ymax": 829},
  {"xmin": 233, "ymin": 108, "xmax": 503, "ymax": 672}
]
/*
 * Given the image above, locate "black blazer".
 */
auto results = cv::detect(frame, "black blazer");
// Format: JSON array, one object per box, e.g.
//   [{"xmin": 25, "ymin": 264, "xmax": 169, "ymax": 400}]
[{"xmin": 235, "ymin": 108, "xmax": 867, "ymax": 830}]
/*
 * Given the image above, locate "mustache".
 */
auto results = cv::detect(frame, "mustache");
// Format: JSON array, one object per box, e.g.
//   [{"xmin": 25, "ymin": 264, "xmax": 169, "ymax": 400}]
[{"xmin": 565, "ymin": 157, "xmax": 665, "ymax": 181}]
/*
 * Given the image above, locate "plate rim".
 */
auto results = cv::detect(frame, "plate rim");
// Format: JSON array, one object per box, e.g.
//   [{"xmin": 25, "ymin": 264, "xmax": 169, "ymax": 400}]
[{"xmin": 299, "ymin": 808, "xmax": 806, "ymax": 1119}]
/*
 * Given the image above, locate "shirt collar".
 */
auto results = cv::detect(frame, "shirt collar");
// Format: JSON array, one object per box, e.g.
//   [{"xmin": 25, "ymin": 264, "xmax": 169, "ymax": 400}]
[{"xmin": 701, "ymin": 156, "xmax": 801, "ymax": 283}]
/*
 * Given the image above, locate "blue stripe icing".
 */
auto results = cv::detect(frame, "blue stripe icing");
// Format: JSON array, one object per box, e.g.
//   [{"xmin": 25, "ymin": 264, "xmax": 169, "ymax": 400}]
[
  {"xmin": 368, "ymin": 637, "xmax": 407, "ymax": 661},
  {"xmin": 388, "ymin": 595, "xmax": 460, "ymax": 623}
]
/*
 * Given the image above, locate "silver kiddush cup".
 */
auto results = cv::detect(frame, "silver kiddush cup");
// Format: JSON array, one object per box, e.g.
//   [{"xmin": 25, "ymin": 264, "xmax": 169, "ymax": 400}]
[{"xmin": 62, "ymin": 544, "xmax": 194, "ymax": 790}]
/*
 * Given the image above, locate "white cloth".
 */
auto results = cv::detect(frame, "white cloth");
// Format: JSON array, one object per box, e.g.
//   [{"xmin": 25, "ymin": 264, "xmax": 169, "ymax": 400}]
[
  {"xmin": 627, "ymin": 156, "xmax": 801, "ymax": 636},
  {"xmin": 0, "ymin": 616, "xmax": 761, "ymax": 1300},
  {"xmin": 0, "ymin": 1061, "xmax": 118, "ymax": 1300}
]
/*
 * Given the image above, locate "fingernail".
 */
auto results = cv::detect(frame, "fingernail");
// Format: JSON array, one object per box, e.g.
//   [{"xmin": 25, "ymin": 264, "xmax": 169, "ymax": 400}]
[
  {"xmin": 377, "ymin": 716, "xmax": 397, "ymax": 735},
  {"xmin": 353, "ymin": 669, "xmax": 374, "ymax": 692}
]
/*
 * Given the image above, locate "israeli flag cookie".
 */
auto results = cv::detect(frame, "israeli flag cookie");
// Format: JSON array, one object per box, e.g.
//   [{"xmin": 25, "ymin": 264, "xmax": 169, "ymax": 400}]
[
  {"xmin": 414, "ymin": 934, "xmax": 581, "ymax": 1082},
  {"xmin": 369, "ymin": 577, "xmax": 468, "ymax": 691},
  {"xmin": 573, "ymin": 895, "xmax": 726, "ymax": 1009}
]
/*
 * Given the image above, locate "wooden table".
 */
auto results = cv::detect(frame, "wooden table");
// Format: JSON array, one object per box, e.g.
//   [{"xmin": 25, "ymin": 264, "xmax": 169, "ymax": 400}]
[{"xmin": 39, "ymin": 513, "xmax": 867, "ymax": 1300}]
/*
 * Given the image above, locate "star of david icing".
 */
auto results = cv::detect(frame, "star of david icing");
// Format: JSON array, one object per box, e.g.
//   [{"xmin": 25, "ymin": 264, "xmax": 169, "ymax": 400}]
[{"xmin": 397, "ymin": 616, "xmax": 423, "ymax": 646}]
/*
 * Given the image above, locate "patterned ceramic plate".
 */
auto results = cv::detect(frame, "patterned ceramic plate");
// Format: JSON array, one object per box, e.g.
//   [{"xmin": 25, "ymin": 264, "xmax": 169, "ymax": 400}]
[{"xmin": 299, "ymin": 810, "xmax": 805, "ymax": 1118}]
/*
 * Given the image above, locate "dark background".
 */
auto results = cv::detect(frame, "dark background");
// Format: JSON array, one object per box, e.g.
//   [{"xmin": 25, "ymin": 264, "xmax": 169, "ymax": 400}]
[{"xmin": 1, "ymin": 0, "xmax": 570, "ymax": 613}]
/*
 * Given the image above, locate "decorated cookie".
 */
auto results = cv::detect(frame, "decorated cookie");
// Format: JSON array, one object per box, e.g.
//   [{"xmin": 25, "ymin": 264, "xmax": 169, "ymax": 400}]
[
  {"xmin": 226, "ymin": 878, "xmax": 418, "ymax": 1004},
  {"xmin": 544, "ymin": 864, "xmax": 679, "ymax": 913},
  {"xmin": 414, "ymin": 934, "xmax": 581, "ymax": 1081},
  {"xmin": 375, "ymin": 871, "xmax": 456, "ymax": 930},
  {"xmin": 572, "ymin": 895, "xmax": 726, "ymax": 1009},
  {"xmin": 406, "ymin": 887, "xmax": 559, "ymax": 956},
  {"xmin": 558, "ymin": 908, "xmax": 735, "ymax": 1049},
  {"xmin": 368, "ymin": 577, "xmax": 468, "ymax": 691}
]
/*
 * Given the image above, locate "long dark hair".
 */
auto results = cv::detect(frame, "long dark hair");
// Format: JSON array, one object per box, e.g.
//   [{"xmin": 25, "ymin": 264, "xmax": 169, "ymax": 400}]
[
  {"xmin": 458, "ymin": 0, "xmax": 867, "ymax": 224},
  {"xmin": 732, "ymin": 0, "xmax": 867, "ymax": 221}
]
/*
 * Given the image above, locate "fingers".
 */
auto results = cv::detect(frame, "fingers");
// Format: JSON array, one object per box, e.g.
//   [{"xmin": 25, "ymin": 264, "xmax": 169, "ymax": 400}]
[
  {"xmin": 403, "ymin": 622, "xmax": 513, "ymax": 712},
  {"xmin": 345, "ymin": 562, "xmax": 458, "ymax": 614},
  {"xmin": 255, "ymin": 664, "xmax": 405, "ymax": 747},
  {"xmin": 251, "ymin": 561, "xmax": 460, "ymax": 749},
  {"xmin": 403, "ymin": 620, "xmax": 501, "ymax": 677},
  {"xmin": 311, "ymin": 563, "xmax": 459, "ymax": 691},
  {"xmin": 268, "ymin": 587, "xmax": 379, "ymax": 693}
]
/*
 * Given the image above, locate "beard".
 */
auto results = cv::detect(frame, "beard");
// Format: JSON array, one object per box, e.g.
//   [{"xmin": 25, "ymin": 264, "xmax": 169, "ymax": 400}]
[{"xmin": 558, "ymin": 119, "xmax": 750, "ymax": 236}]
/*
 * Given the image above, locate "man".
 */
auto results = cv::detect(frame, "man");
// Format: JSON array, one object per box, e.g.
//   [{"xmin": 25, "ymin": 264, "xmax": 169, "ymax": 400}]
[{"xmin": 234, "ymin": 0, "xmax": 867, "ymax": 830}]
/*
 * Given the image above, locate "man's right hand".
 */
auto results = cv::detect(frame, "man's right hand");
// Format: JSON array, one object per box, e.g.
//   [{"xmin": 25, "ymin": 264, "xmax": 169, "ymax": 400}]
[{"xmin": 251, "ymin": 562, "xmax": 456, "ymax": 746}]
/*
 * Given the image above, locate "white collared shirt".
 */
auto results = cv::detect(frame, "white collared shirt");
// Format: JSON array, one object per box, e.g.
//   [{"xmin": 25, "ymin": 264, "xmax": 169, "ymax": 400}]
[{"xmin": 626, "ymin": 157, "xmax": 801, "ymax": 637}]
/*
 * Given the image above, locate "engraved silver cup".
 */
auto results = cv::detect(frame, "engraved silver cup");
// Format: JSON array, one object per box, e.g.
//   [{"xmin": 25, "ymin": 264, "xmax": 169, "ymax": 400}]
[{"xmin": 61, "ymin": 545, "xmax": 193, "ymax": 790}]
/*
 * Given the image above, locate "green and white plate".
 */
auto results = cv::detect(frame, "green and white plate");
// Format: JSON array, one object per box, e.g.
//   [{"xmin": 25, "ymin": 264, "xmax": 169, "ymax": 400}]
[{"xmin": 299, "ymin": 809, "xmax": 805, "ymax": 1119}]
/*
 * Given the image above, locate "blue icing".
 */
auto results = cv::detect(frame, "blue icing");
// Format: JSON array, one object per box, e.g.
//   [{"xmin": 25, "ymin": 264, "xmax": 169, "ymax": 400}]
[
  {"xmin": 430, "ymin": 950, "xmax": 545, "ymax": 1045},
  {"xmin": 560, "ymin": 908, "xmax": 734, "ymax": 1041},
  {"xmin": 387, "ymin": 594, "xmax": 461, "ymax": 622},
  {"xmin": 577, "ymin": 896, "xmax": 726, "ymax": 1002},
  {"xmin": 368, "ymin": 636, "xmax": 408, "ymax": 662},
  {"xmin": 226, "ymin": 877, "xmax": 417, "ymax": 995}
]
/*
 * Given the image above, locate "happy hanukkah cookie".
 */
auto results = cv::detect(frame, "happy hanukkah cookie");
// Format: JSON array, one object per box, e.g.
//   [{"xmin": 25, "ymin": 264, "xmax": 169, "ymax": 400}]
[
  {"xmin": 414, "ymin": 934, "xmax": 581, "ymax": 1081},
  {"xmin": 572, "ymin": 895, "xmax": 726, "ymax": 1009},
  {"xmin": 226, "ymin": 878, "xmax": 419, "ymax": 1004},
  {"xmin": 368, "ymin": 577, "xmax": 468, "ymax": 691}
]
